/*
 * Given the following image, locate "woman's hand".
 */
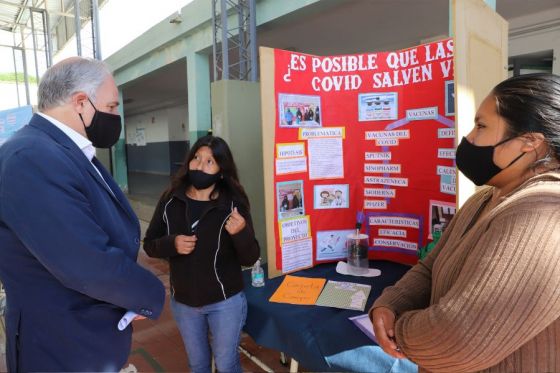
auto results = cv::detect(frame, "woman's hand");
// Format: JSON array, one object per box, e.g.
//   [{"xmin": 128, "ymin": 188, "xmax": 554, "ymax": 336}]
[
  {"xmin": 175, "ymin": 234, "xmax": 197, "ymax": 255},
  {"xmin": 371, "ymin": 307, "xmax": 406, "ymax": 359},
  {"xmin": 225, "ymin": 207, "xmax": 246, "ymax": 235}
]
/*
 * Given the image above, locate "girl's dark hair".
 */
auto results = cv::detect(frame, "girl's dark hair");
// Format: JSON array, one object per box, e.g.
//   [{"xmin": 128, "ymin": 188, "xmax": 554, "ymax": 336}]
[
  {"xmin": 163, "ymin": 135, "xmax": 250, "ymax": 209},
  {"xmin": 492, "ymin": 73, "xmax": 560, "ymax": 164}
]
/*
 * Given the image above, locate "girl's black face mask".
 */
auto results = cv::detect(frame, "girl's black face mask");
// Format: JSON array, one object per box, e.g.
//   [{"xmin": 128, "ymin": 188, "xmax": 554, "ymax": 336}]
[
  {"xmin": 188, "ymin": 170, "xmax": 221, "ymax": 190},
  {"xmin": 455, "ymin": 136, "xmax": 525, "ymax": 186},
  {"xmin": 79, "ymin": 97, "xmax": 122, "ymax": 148}
]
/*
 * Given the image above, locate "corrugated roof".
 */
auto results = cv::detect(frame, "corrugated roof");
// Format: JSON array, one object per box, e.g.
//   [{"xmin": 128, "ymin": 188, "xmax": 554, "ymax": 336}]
[{"xmin": 0, "ymin": 0, "xmax": 27, "ymax": 32}]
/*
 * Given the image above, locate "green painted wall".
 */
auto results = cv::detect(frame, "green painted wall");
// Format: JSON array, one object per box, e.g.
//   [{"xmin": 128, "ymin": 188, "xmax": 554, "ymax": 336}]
[
  {"xmin": 187, "ymin": 52, "xmax": 211, "ymax": 141},
  {"xmin": 211, "ymin": 80, "xmax": 266, "ymax": 261},
  {"xmin": 112, "ymin": 89, "xmax": 128, "ymax": 191}
]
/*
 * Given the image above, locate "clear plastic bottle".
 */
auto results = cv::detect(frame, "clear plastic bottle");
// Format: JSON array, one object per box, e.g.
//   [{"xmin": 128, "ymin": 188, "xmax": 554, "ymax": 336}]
[{"xmin": 251, "ymin": 258, "xmax": 265, "ymax": 287}]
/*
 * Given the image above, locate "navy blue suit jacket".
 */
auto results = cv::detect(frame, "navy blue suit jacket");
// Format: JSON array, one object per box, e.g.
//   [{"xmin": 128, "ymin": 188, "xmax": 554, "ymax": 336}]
[{"xmin": 0, "ymin": 114, "xmax": 165, "ymax": 372}]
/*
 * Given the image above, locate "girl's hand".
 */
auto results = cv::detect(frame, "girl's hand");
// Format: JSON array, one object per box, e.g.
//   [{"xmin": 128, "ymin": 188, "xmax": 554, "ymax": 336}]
[
  {"xmin": 225, "ymin": 207, "xmax": 246, "ymax": 235},
  {"xmin": 175, "ymin": 234, "xmax": 197, "ymax": 254}
]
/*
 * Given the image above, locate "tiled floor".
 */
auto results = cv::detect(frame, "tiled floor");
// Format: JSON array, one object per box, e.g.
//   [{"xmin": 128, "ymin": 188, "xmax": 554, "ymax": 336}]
[{"xmin": 127, "ymin": 172, "xmax": 170, "ymax": 202}]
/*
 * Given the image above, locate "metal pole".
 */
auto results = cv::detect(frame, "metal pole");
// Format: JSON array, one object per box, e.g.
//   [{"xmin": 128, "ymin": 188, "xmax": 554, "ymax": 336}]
[
  {"xmin": 42, "ymin": 3, "xmax": 53, "ymax": 67},
  {"xmin": 220, "ymin": 0, "xmax": 228, "ymax": 80},
  {"xmin": 19, "ymin": 26, "xmax": 31, "ymax": 105},
  {"xmin": 74, "ymin": 0, "xmax": 82, "ymax": 56},
  {"xmin": 238, "ymin": 1, "xmax": 246, "ymax": 79},
  {"xmin": 29, "ymin": 9, "xmax": 40, "ymax": 82},
  {"xmin": 91, "ymin": 0, "xmax": 102, "ymax": 60},
  {"xmin": 211, "ymin": 0, "xmax": 217, "ymax": 81},
  {"xmin": 248, "ymin": 0, "xmax": 257, "ymax": 81},
  {"xmin": 12, "ymin": 47, "xmax": 21, "ymax": 107}
]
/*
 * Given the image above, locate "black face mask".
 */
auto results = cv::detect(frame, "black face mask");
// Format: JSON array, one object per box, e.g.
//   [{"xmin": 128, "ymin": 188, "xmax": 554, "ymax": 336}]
[
  {"xmin": 455, "ymin": 136, "xmax": 525, "ymax": 186},
  {"xmin": 79, "ymin": 98, "xmax": 122, "ymax": 148},
  {"xmin": 188, "ymin": 170, "xmax": 221, "ymax": 190}
]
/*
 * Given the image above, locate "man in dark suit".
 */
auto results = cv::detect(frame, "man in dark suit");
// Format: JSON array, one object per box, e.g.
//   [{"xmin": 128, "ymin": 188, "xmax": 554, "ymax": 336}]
[{"xmin": 0, "ymin": 57, "xmax": 165, "ymax": 372}]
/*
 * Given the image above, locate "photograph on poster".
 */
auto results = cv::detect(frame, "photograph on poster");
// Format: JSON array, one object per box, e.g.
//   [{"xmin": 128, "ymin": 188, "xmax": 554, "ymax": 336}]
[
  {"xmin": 429, "ymin": 200, "xmax": 456, "ymax": 239},
  {"xmin": 279, "ymin": 93, "xmax": 322, "ymax": 127},
  {"xmin": 316, "ymin": 229, "xmax": 354, "ymax": 261},
  {"xmin": 445, "ymin": 80, "xmax": 455, "ymax": 116},
  {"xmin": 277, "ymin": 180, "xmax": 305, "ymax": 219},
  {"xmin": 358, "ymin": 92, "xmax": 398, "ymax": 121},
  {"xmin": 313, "ymin": 184, "xmax": 349, "ymax": 209}
]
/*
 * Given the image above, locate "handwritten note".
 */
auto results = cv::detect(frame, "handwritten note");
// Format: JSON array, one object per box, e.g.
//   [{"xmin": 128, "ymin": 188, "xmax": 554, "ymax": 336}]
[{"xmin": 269, "ymin": 275, "xmax": 326, "ymax": 305}]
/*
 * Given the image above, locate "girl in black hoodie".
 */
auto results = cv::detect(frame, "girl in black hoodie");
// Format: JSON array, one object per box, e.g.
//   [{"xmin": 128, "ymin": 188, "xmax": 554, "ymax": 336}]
[{"xmin": 143, "ymin": 135, "xmax": 260, "ymax": 373}]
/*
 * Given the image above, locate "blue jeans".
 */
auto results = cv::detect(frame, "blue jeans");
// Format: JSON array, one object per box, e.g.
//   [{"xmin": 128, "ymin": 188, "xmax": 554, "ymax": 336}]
[{"xmin": 171, "ymin": 292, "xmax": 247, "ymax": 373}]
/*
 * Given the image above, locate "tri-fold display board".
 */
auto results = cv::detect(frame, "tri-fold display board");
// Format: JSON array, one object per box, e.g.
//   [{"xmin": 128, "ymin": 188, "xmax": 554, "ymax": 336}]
[{"xmin": 260, "ymin": 39, "xmax": 457, "ymax": 278}]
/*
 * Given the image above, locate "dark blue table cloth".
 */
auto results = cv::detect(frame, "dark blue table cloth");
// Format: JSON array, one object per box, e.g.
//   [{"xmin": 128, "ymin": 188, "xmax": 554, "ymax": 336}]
[{"xmin": 242, "ymin": 260, "xmax": 418, "ymax": 372}]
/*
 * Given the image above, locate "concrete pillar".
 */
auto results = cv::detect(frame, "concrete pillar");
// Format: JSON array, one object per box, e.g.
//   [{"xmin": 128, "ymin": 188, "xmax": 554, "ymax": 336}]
[
  {"xmin": 211, "ymin": 80, "xmax": 266, "ymax": 261},
  {"xmin": 187, "ymin": 52, "xmax": 212, "ymax": 141},
  {"xmin": 112, "ymin": 88, "xmax": 129, "ymax": 192},
  {"xmin": 553, "ymin": 46, "xmax": 560, "ymax": 76},
  {"xmin": 450, "ymin": 0, "xmax": 496, "ymax": 35}
]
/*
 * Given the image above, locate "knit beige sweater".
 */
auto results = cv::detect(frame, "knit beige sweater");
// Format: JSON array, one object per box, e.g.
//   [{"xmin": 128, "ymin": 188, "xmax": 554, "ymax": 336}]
[{"xmin": 372, "ymin": 172, "xmax": 560, "ymax": 373}]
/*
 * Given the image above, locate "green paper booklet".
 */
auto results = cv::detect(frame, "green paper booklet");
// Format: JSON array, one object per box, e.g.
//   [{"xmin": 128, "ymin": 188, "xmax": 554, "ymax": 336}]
[{"xmin": 315, "ymin": 280, "xmax": 371, "ymax": 311}]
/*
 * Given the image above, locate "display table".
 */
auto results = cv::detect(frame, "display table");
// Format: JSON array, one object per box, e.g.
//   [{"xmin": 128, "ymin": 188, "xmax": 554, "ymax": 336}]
[{"xmin": 242, "ymin": 260, "xmax": 418, "ymax": 373}]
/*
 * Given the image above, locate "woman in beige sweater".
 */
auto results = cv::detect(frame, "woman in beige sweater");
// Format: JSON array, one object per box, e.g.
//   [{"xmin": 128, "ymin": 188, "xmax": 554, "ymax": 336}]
[{"xmin": 370, "ymin": 73, "xmax": 560, "ymax": 373}]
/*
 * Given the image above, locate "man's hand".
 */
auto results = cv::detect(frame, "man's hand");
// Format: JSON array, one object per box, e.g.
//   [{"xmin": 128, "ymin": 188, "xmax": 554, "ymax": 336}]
[
  {"xmin": 371, "ymin": 307, "xmax": 406, "ymax": 359},
  {"xmin": 225, "ymin": 207, "xmax": 246, "ymax": 235},
  {"xmin": 175, "ymin": 234, "xmax": 197, "ymax": 255}
]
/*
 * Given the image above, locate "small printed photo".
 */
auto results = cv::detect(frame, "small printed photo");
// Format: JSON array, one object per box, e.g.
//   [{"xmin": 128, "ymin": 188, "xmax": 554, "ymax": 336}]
[
  {"xmin": 313, "ymin": 184, "xmax": 349, "ymax": 209},
  {"xmin": 278, "ymin": 93, "xmax": 322, "ymax": 128},
  {"xmin": 277, "ymin": 180, "xmax": 305, "ymax": 220},
  {"xmin": 358, "ymin": 92, "xmax": 398, "ymax": 121},
  {"xmin": 428, "ymin": 200, "xmax": 456, "ymax": 239},
  {"xmin": 316, "ymin": 229, "xmax": 354, "ymax": 261},
  {"xmin": 445, "ymin": 80, "xmax": 455, "ymax": 116}
]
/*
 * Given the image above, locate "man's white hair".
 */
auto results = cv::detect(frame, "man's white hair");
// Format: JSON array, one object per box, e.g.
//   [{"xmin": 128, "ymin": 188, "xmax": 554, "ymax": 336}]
[{"xmin": 38, "ymin": 57, "xmax": 112, "ymax": 111}]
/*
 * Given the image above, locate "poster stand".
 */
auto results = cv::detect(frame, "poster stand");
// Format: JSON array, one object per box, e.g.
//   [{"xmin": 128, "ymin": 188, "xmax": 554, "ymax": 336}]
[{"xmin": 260, "ymin": 40, "xmax": 457, "ymax": 279}]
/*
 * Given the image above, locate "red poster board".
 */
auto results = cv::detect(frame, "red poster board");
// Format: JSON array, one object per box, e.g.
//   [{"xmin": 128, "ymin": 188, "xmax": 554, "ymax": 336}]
[{"xmin": 264, "ymin": 39, "xmax": 456, "ymax": 275}]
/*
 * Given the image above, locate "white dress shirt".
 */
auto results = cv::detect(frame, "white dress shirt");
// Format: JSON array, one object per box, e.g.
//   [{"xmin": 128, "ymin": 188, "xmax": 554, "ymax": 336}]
[{"xmin": 37, "ymin": 112, "xmax": 114, "ymax": 196}]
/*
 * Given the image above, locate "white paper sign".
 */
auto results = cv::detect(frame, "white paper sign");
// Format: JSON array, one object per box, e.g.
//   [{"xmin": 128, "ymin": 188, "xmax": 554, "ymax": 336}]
[
  {"xmin": 365, "ymin": 152, "xmax": 391, "ymax": 161},
  {"xmin": 438, "ymin": 148, "xmax": 456, "ymax": 159},
  {"xmin": 438, "ymin": 128, "xmax": 455, "ymax": 138},
  {"xmin": 373, "ymin": 238, "xmax": 418, "ymax": 251},
  {"xmin": 364, "ymin": 200, "xmax": 387, "ymax": 209},
  {"xmin": 276, "ymin": 157, "xmax": 308, "ymax": 175},
  {"xmin": 364, "ymin": 163, "xmax": 401, "ymax": 173},
  {"xmin": 282, "ymin": 238, "xmax": 313, "ymax": 273},
  {"xmin": 406, "ymin": 106, "xmax": 438, "ymax": 121},
  {"xmin": 364, "ymin": 176, "xmax": 408, "ymax": 187},
  {"xmin": 308, "ymin": 137, "xmax": 344, "ymax": 179},
  {"xmin": 365, "ymin": 130, "xmax": 409, "ymax": 140},
  {"xmin": 364, "ymin": 188, "xmax": 396, "ymax": 198}
]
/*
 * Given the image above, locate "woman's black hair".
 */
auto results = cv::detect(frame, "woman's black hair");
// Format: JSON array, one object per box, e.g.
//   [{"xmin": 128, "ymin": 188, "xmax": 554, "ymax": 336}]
[
  {"xmin": 492, "ymin": 73, "xmax": 560, "ymax": 164},
  {"xmin": 163, "ymin": 135, "xmax": 250, "ymax": 209}
]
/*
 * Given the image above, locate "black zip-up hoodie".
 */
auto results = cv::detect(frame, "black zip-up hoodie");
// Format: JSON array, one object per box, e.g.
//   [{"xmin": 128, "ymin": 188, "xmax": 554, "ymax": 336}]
[{"xmin": 143, "ymin": 183, "xmax": 260, "ymax": 307}]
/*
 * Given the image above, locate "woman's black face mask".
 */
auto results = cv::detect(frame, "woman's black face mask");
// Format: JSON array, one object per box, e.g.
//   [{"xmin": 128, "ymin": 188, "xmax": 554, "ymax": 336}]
[{"xmin": 455, "ymin": 136, "xmax": 525, "ymax": 186}]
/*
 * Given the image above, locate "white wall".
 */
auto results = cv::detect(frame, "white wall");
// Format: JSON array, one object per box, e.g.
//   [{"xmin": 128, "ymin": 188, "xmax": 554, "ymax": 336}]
[
  {"xmin": 125, "ymin": 107, "xmax": 170, "ymax": 145},
  {"xmin": 168, "ymin": 105, "xmax": 189, "ymax": 142},
  {"xmin": 508, "ymin": 6, "xmax": 560, "ymax": 75},
  {"xmin": 125, "ymin": 105, "xmax": 188, "ymax": 145}
]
